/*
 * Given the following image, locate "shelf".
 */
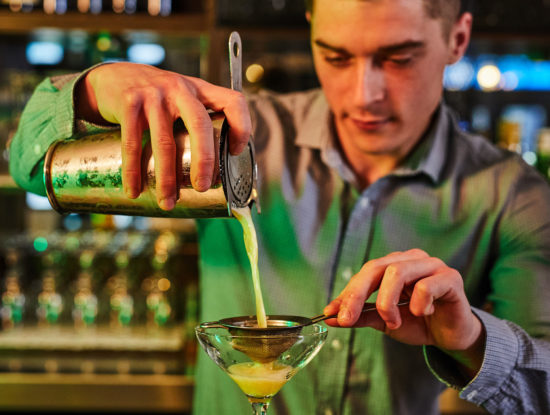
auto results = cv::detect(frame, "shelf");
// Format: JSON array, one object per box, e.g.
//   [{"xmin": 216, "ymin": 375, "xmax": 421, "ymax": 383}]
[
  {"xmin": 0, "ymin": 11, "xmax": 211, "ymax": 34},
  {"xmin": 0, "ymin": 372, "xmax": 193, "ymax": 412}
]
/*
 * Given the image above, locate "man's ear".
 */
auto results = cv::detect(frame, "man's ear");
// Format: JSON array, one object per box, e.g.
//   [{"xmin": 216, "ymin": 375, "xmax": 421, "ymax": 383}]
[
  {"xmin": 306, "ymin": 11, "xmax": 312, "ymax": 23},
  {"xmin": 448, "ymin": 12, "xmax": 472, "ymax": 65}
]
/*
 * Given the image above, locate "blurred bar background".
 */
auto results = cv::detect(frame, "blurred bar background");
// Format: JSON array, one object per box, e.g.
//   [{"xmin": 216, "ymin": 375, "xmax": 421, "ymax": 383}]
[{"xmin": 0, "ymin": 1, "xmax": 549, "ymax": 413}]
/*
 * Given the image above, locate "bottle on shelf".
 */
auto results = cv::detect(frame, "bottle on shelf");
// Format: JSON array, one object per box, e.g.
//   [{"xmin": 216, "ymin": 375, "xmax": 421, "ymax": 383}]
[{"xmin": 536, "ymin": 128, "xmax": 550, "ymax": 181}]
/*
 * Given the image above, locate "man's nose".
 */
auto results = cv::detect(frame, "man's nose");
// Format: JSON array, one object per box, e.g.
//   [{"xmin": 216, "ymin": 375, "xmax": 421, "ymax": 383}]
[{"xmin": 354, "ymin": 60, "xmax": 386, "ymax": 107}]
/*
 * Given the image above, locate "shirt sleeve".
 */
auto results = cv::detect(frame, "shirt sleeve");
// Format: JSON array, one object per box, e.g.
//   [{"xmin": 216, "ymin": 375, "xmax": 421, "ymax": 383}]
[
  {"xmin": 8, "ymin": 64, "xmax": 114, "ymax": 196},
  {"xmin": 424, "ymin": 307, "xmax": 550, "ymax": 414},
  {"xmin": 424, "ymin": 161, "xmax": 550, "ymax": 414}
]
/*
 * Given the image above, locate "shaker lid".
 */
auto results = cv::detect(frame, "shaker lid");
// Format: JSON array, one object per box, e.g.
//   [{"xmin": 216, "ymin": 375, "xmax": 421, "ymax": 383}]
[{"xmin": 220, "ymin": 120, "xmax": 260, "ymax": 214}]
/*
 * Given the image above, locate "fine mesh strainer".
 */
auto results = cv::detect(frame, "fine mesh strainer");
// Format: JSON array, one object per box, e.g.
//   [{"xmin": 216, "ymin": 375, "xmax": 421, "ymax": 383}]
[{"xmin": 200, "ymin": 301, "xmax": 409, "ymax": 362}]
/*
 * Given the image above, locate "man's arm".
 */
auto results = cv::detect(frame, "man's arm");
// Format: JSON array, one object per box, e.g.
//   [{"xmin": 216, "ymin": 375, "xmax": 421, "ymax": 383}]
[
  {"xmin": 9, "ymin": 62, "xmax": 252, "ymax": 207},
  {"xmin": 426, "ymin": 307, "xmax": 550, "ymax": 414}
]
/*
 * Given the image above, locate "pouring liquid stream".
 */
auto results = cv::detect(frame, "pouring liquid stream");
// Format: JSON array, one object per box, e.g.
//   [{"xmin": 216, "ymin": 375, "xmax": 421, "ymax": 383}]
[{"xmin": 232, "ymin": 206, "xmax": 268, "ymax": 328}]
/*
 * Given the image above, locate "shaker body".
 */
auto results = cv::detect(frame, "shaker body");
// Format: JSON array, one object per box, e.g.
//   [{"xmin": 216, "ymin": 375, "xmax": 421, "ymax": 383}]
[{"xmin": 44, "ymin": 113, "xmax": 258, "ymax": 218}]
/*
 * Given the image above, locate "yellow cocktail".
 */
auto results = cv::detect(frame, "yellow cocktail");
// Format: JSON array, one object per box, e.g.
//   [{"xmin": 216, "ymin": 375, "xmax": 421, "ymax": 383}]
[{"xmin": 228, "ymin": 362, "xmax": 294, "ymax": 403}]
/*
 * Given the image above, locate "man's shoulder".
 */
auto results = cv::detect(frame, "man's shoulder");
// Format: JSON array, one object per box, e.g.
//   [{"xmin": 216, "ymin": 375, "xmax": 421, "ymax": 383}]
[
  {"xmin": 450, "ymin": 120, "xmax": 548, "ymax": 191},
  {"xmin": 447, "ymin": 112, "xmax": 518, "ymax": 171}
]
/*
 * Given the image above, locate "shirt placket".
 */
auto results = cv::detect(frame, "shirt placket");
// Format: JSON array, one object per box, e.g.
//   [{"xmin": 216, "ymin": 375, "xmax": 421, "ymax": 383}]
[{"xmin": 317, "ymin": 183, "xmax": 382, "ymax": 415}]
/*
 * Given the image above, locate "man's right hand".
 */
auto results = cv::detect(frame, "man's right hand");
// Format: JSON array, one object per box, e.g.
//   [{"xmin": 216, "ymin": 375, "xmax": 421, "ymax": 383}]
[{"xmin": 75, "ymin": 62, "xmax": 252, "ymax": 210}]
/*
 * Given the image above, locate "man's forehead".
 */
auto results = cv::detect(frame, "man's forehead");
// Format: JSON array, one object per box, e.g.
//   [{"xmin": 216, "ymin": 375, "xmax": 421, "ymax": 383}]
[{"xmin": 311, "ymin": 0, "xmax": 430, "ymax": 37}]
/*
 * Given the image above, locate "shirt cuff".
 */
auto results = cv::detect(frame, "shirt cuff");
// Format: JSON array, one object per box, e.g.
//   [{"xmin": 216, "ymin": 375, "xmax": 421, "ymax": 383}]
[{"xmin": 424, "ymin": 307, "xmax": 520, "ymax": 406}]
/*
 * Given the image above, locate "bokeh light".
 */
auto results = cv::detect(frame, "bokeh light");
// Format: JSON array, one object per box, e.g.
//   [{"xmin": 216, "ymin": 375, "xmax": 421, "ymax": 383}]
[{"xmin": 477, "ymin": 64, "xmax": 501, "ymax": 91}]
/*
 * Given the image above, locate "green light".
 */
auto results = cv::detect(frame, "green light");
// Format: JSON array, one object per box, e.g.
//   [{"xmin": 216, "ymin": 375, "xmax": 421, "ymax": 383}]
[{"xmin": 33, "ymin": 237, "xmax": 48, "ymax": 252}]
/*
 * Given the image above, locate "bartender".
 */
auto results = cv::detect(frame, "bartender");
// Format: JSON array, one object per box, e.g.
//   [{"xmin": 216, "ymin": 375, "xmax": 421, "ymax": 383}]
[{"xmin": 9, "ymin": 0, "xmax": 550, "ymax": 413}]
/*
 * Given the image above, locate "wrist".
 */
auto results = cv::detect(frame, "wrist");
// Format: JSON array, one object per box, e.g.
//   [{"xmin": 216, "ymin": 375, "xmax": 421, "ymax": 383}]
[
  {"xmin": 441, "ymin": 314, "xmax": 486, "ymax": 380},
  {"xmin": 74, "ymin": 70, "xmax": 106, "ymax": 125}
]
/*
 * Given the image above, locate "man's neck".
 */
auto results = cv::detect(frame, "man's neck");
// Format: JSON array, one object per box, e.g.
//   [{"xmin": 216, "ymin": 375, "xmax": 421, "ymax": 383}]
[{"xmin": 347, "ymin": 152, "xmax": 401, "ymax": 190}]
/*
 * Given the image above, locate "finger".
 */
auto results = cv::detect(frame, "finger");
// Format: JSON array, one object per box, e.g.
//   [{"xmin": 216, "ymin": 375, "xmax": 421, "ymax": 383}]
[
  {"xmin": 353, "ymin": 302, "xmax": 413, "ymax": 330},
  {"xmin": 146, "ymin": 97, "xmax": 177, "ymax": 210},
  {"xmin": 186, "ymin": 77, "xmax": 251, "ymax": 155},
  {"xmin": 323, "ymin": 298, "xmax": 342, "ymax": 316},
  {"xmin": 376, "ymin": 257, "xmax": 446, "ymax": 329},
  {"xmin": 320, "ymin": 298, "xmax": 340, "ymax": 327},
  {"xmin": 120, "ymin": 93, "xmax": 145, "ymax": 199},
  {"xmin": 173, "ymin": 82, "xmax": 216, "ymax": 192},
  {"xmin": 335, "ymin": 249, "xmax": 430, "ymax": 326},
  {"xmin": 408, "ymin": 270, "xmax": 464, "ymax": 318}
]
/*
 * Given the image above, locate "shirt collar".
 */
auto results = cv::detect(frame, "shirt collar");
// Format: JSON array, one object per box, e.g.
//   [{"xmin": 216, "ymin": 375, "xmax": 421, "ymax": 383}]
[
  {"xmin": 295, "ymin": 91, "xmax": 450, "ymax": 185},
  {"xmin": 392, "ymin": 104, "xmax": 450, "ymax": 184},
  {"xmin": 295, "ymin": 91, "xmax": 333, "ymax": 150}
]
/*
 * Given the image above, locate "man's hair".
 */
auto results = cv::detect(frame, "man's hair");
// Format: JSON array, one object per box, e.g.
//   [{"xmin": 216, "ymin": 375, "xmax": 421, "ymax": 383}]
[{"xmin": 305, "ymin": 0, "xmax": 463, "ymax": 39}]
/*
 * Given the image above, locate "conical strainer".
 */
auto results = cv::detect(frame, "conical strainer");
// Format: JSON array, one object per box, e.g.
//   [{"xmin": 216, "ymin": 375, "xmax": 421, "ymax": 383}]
[{"xmin": 199, "ymin": 301, "xmax": 409, "ymax": 362}]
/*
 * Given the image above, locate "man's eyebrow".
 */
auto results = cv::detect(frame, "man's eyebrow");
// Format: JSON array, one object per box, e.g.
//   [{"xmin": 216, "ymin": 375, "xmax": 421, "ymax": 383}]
[
  {"xmin": 314, "ymin": 39, "xmax": 352, "ymax": 55},
  {"xmin": 378, "ymin": 41, "xmax": 426, "ymax": 54},
  {"xmin": 313, "ymin": 39, "xmax": 426, "ymax": 55}
]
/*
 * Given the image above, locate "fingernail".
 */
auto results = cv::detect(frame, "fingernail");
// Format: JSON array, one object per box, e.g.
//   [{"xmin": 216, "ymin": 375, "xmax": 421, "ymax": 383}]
[
  {"xmin": 196, "ymin": 177, "xmax": 211, "ymax": 192},
  {"xmin": 125, "ymin": 188, "xmax": 138, "ymax": 199},
  {"xmin": 159, "ymin": 197, "xmax": 176, "ymax": 211},
  {"xmin": 386, "ymin": 320, "xmax": 397, "ymax": 330},
  {"xmin": 339, "ymin": 308, "xmax": 351, "ymax": 322},
  {"xmin": 231, "ymin": 143, "xmax": 246, "ymax": 155},
  {"xmin": 424, "ymin": 304, "xmax": 434, "ymax": 315}
]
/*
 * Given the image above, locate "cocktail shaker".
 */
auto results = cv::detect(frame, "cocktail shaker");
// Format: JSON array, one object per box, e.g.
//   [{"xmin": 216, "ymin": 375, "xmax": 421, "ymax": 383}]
[{"xmin": 44, "ymin": 32, "xmax": 259, "ymax": 219}]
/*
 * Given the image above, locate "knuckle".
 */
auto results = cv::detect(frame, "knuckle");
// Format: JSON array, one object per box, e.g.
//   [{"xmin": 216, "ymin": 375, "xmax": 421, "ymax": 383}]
[
  {"xmin": 122, "ymin": 139, "xmax": 142, "ymax": 154},
  {"xmin": 340, "ymin": 292, "xmax": 361, "ymax": 309},
  {"xmin": 430, "ymin": 257, "xmax": 446, "ymax": 267},
  {"xmin": 375, "ymin": 298, "xmax": 392, "ymax": 315},
  {"xmin": 158, "ymin": 176, "xmax": 177, "ymax": 192},
  {"xmin": 175, "ymin": 76, "xmax": 191, "ymax": 91},
  {"xmin": 145, "ymin": 87, "xmax": 163, "ymax": 103},
  {"xmin": 414, "ymin": 280, "xmax": 433, "ymax": 298},
  {"xmin": 123, "ymin": 90, "xmax": 142, "ymax": 108},
  {"xmin": 385, "ymin": 264, "xmax": 402, "ymax": 281},
  {"xmin": 450, "ymin": 269, "xmax": 464, "ymax": 289},
  {"xmin": 155, "ymin": 134, "xmax": 176, "ymax": 150},
  {"xmin": 123, "ymin": 166, "xmax": 141, "ymax": 180},
  {"xmin": 229, "ymin": 89, "xmax": 246, "ymax": 104},
  {"xmin": 195, "ymin": 157, "xmax": 215, "ymax": 173},
  {"xmin": 362, "ymin": 258, "xmax": 379, "ymax": 272},
  {"xmin": 408, "ymin": 248, "xmax": 428, "ymax": 257},
  {"xmin": 187, "ymin": 117, "xmax": 212, "ymax": 134}
]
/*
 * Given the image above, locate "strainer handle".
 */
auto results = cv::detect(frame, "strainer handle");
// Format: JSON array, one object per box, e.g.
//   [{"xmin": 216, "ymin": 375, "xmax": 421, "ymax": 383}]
[
  {"xmin": 312, "ymin": 301, "xmax": 410, "ymax": 324},
  {"xmin": 199, "ymin": 321, "xmax": 225, "ymax": 329}
]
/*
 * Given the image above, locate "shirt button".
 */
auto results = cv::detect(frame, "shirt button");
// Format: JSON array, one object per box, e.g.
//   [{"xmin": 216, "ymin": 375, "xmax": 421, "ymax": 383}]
[
  {"xmin": 341, "ymin": 267, "xmax": 353, "ymax": 281},
  {"xmin": 324, "ymin": 409, "xmax": 334, "ymax": 415},
  {"xmin": 33, "ymin": 143, "xmax": 41, "ymax": 154},
  {"xmin": 331, "ymin": 338, "xmax": 343, "ymax": 351},
  {"xmin": 360, "ymin": 197, "xmax": 369, "ymax": 209}
]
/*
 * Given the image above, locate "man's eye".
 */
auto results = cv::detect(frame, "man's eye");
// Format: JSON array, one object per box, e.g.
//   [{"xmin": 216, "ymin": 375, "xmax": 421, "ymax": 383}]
[
  {"xmin": 386, "ymin": 56, "xmax": 413, "ymax": 66},
  {"xmin": 324, "ymin": 55, "xmax": 351, "ymax": 67}
]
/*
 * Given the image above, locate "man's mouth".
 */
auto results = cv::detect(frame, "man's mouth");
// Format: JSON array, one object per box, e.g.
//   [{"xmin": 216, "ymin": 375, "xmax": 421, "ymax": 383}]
[{"xmin": 350, "ymin": 117, "xmax": 392, "ymax": 131}]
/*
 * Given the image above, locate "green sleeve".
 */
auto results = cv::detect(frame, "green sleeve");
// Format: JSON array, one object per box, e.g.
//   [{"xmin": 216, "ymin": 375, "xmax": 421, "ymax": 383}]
[
  {"xmin": 8, "ymin": 63, "xmax": 114, "ymax": 197},
  {"xmin": 9, "ymin": 74, "xmax": 82, "ymax": 196}
]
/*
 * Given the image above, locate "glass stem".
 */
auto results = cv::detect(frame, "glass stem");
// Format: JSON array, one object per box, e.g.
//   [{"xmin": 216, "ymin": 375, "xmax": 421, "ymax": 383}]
[{"xmin": 251, "ymin": 402, "xmax": 269, "ymax": 415}]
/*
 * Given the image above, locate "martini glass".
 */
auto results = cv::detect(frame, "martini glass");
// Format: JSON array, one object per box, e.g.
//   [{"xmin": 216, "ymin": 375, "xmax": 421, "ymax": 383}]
[{"xmin": 195, "ymin": 322, "xmax": 327, "ymax": 414}]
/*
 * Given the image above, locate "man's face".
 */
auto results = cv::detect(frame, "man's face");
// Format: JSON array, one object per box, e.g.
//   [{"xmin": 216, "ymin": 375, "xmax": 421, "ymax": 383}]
[{"xmin": 310, "ymin": 0, "xmax": 463, "ymax": 162}]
